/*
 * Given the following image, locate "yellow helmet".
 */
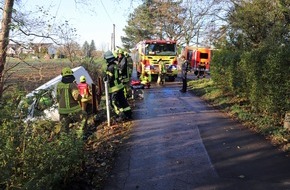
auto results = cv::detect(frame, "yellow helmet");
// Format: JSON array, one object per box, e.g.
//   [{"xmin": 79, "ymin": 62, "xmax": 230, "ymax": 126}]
[
  {"xmin": 116, "ymin": 48, "xmax": 123, "ymax": 54},
  {"xmin": 61, "ymin": 67, "xmax": 73, "ymax": 76},
  {"xmin": 80, "ymin": 75, "xmax": 86, "ymax": 82},
  {"xmin": 124, "ymin": 51, "xmax": 130, "ymax": 57}
]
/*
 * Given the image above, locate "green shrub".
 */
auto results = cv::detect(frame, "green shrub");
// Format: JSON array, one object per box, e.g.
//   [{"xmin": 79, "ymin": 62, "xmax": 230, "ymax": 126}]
[
  {"xmin": 0, "ymin": 94, "xmax": 85, "ymax": 189},
  {"xmin": 211, "ymin": 43, "xmax": 289, "ymax": 120},
  {"xmin": 211, "ymin": 49, "xmax": 243, "ymax": 93}
]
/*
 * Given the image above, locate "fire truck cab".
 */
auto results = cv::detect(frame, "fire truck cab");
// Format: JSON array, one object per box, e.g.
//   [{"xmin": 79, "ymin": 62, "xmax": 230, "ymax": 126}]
[{"xmin": 133, "ymin": 39, "xmax": 178, "ymax": 81}]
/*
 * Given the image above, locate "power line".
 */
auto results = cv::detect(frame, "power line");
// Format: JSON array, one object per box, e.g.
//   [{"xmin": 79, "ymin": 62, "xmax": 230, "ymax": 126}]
[{"xmin": 100, "ymin": 0, "xmax": 114, "ymax": 24}]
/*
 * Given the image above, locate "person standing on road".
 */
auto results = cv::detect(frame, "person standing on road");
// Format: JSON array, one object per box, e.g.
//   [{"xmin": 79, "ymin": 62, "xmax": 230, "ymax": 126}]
[
  {"xmin": 56, "ymin": 67, "xmax": 87, "ymax": 136},
  {"xmin": 104, "ymin": 50, "xmax": 132, "ymax": 121},
  {"xmin": 180, "ymin": 55, "xmax": 189, "ymax": 93},
  {"xmin": 157, "ymin": 58, "xmax": 166, "ymax": 85}
]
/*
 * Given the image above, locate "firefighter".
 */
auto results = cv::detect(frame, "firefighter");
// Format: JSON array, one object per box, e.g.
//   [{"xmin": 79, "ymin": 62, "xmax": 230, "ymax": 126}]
[
  {"xmin": 77, "ymin": 75, "xmax": 92, "ymax": 112},
  {"xmin": 197, "ymin": 62, "xmax": 206, "ymax": 78},
  {"xmin": 180, "ymin": 55, "xmax": 189, "ymax": 93},
  {"xmin": 140, "ymin": 61, "xmax": 152, "ymax": 88},
  {"xmin": 116, "ymin": 48, "xmax": 130, "ymax": 99},
  {"xmin": 140, "ymin": 71, "xmax": 151, "ymax": 88},
  {"xmin": 124, "ymin": 51, "xmax": 133, "ymax": 79},
  {"xmin": 56, "ymin": 67, "xmax": 87, "ymax": 136},
  {"xmin": 104, "ymin": 50, "xmax": 132, "ymax": 121},
  {"xmin": 157, "ymin": 58, "xmax": 166, "ymax": 85}
]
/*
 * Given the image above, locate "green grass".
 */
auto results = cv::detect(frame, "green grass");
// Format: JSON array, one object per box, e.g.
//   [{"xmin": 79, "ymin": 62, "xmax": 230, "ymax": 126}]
[
  {"xmin": 4, "ymin": 58, "xmax": 77, "ymax": 94},
  {"xmin": 188, "ymin": 78, "xmax": 290, "ymax": 151}
]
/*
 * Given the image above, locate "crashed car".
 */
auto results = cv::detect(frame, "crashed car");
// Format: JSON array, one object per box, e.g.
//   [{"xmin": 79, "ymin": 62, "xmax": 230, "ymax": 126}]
[{"xmin": 19, "ymin": 66, "xmax": 95, "ymax": 121}]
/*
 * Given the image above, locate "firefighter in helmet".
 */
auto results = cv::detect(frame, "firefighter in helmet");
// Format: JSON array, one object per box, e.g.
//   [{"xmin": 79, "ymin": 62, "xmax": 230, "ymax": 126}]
[
  {"xmin": 56, "ymin": 67, "xmax": 87, "ymax": 136},
  {"xmin": 116, "ymin": 48, "xmax": 130, "ymax": 99},
  {"xmin": 77, "ymin": 75, "xmax": 92, "ymax": 112},
  {"xmin": 104, "ymin": 50, "xmax": 132, "ymax": 121},
  {"xmin": 124, "ymin": 51, "xmax": 133, "ymax": 80},
  {"xmin": 157, "ymin": 58, "xmax": 166, "ymax": 85},
  {"xmin": 139, "ymin": 60, "xmax": 152, "ymax": 88}
]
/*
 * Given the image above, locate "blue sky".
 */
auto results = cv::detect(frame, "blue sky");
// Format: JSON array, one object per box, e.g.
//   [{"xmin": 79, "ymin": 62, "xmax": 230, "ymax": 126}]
[{"xmin": 21, "ymin": 0, "xmax": 140, "ymax": 50}]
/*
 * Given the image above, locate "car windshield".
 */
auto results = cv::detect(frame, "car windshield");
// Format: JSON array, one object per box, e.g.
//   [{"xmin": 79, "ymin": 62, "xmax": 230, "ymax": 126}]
[{"xmin": 146, "ymin": 43, "xmax": 176, "ymax": 56}]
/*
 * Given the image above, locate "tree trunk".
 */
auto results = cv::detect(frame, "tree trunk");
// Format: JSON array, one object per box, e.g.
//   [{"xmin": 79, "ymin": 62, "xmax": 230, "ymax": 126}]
[{"xmin": 0, "ymin": 0, "xmax": 14, "ymax": 99}]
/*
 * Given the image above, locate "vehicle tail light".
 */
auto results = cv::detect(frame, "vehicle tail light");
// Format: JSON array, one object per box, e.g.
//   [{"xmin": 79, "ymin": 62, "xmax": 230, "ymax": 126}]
[{"xmin": 143, "ymin": 60, "xmax": 150, "ymax": 66}]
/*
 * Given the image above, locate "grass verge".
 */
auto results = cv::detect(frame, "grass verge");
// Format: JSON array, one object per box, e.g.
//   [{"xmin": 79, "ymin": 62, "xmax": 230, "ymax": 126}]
[{"xmin": 188, "ymin": 78, "xmax": 290, "ymax": 153}]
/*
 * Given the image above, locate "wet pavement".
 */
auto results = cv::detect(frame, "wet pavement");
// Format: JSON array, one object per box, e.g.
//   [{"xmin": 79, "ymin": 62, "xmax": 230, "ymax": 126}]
[{"xmin": 103, "ymin": 71, "xmax": 290, "ymax": 190}]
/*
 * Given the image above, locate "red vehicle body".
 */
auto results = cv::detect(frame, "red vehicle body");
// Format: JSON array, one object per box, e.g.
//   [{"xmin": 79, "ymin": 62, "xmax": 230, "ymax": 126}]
[{"xmin": 182, "ymin": 46, "xmax": 211, "ymax": 77}]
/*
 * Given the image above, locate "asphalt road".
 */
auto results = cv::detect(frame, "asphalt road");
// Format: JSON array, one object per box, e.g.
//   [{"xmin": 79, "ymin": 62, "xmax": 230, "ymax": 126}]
[{"xmin": 103, "ymin": 74, "xmax": 290, "ymax": 190}]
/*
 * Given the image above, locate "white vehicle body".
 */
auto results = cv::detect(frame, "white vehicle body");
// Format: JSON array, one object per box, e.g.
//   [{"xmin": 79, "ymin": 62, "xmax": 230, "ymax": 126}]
[{"xmin": 23, "ymin": 66, "xmax": 94, "ymax": 121}]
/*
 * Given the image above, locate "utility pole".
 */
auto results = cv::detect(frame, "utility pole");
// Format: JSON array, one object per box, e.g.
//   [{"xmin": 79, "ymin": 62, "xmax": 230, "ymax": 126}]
[
  {"xmin": 111, "ymin": 33, "xmax": 114, "ymax": 51},
  {"xmin": 196, "ymin": 28, "xmax": 199, "ymax": 48},
  {"xmin": 111, "ymin": 24, "xmax": 115, "ymax": 51}
]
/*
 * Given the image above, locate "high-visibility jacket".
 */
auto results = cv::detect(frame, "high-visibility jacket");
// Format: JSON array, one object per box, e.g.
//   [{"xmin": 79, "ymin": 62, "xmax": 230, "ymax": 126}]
[
  {"xmin": 57, "ymin": 82, "xmax": 81, "ymax": 114},
  {"xmin": 119, "ymin": 56, "xmax": 130, "ymax": 83},
  {"xmin": 140, "ymin": 75, "xmax": 149, "ymax": 85},
  {"xmin": 77, "ymin": 82, "xmax": 90, "ymax": 98},
  {"xmin": 106, "ymin": 61, "xmax": 124, "ymax": 93},
  {"xmin": 159, "ymin": 61, "xmax": 166, "ymax": 74}
]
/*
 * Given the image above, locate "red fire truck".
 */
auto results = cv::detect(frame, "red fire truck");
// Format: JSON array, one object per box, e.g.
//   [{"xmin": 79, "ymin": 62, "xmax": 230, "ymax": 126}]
[{"xmin": 182, "ymin": 46, "xmax": 211, "ymax": 78}]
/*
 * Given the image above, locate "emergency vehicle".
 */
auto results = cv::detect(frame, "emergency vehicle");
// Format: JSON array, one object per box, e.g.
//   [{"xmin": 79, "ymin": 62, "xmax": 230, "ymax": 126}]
[
  {"xmin": 182, "ymin": 46, "xmax": 211, "ymax": 77},
  {"xmin": 133, "ymin": 39, "xmax": 178, "ymax": 81}
]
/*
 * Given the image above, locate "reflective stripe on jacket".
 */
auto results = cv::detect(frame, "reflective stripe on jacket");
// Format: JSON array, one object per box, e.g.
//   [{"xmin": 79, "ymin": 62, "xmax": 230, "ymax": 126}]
[
  {"xmin": 112, "ymin": 100, "xmax": 131, "ymax": 115},
  {"xmin": 158, "ymin": 61, "xmax": 166, "ymax": 74},
  {"xmin": 57, "ymin": 82, "xmax": 81, "ymax": 114},
  {"xmin": 106, "ymin": 63, "xmax": 124, "ymax": 93}
]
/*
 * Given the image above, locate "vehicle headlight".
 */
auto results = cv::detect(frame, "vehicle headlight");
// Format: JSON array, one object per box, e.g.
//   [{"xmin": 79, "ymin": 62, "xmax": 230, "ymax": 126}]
[{"xmin": 168, "ymin": 65, "xmax": 177, "ymax": 71}]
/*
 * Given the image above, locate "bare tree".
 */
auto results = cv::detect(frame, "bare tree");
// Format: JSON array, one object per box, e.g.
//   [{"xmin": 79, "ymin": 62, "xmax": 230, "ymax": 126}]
[
  {"xmin": 181, "ymin": 0, "xmax": 230, "ymax": 47},
  {"xmin": 57, "ymin": 20, "xmax": 81, "ymax": 64},
  {"xmin": 122, "ymin": 0, "xmax": 230, "ymax": 49},
  {"xmin": 0, "ymin": 0, "xmax": 14, "ymax": 99},
  {"xmin": 0, "ymin": 0, "xmax": 84, "ymax": 98},
  {"xmin": 0, "ymin": 0, "xmax": 61, "ymax": 98}
]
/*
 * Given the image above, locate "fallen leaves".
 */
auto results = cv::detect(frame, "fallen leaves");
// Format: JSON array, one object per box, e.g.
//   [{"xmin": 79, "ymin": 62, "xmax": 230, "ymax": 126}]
[{"xmin": 66, "ymin": 110, "xmax": 133, "ymax": 190}]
